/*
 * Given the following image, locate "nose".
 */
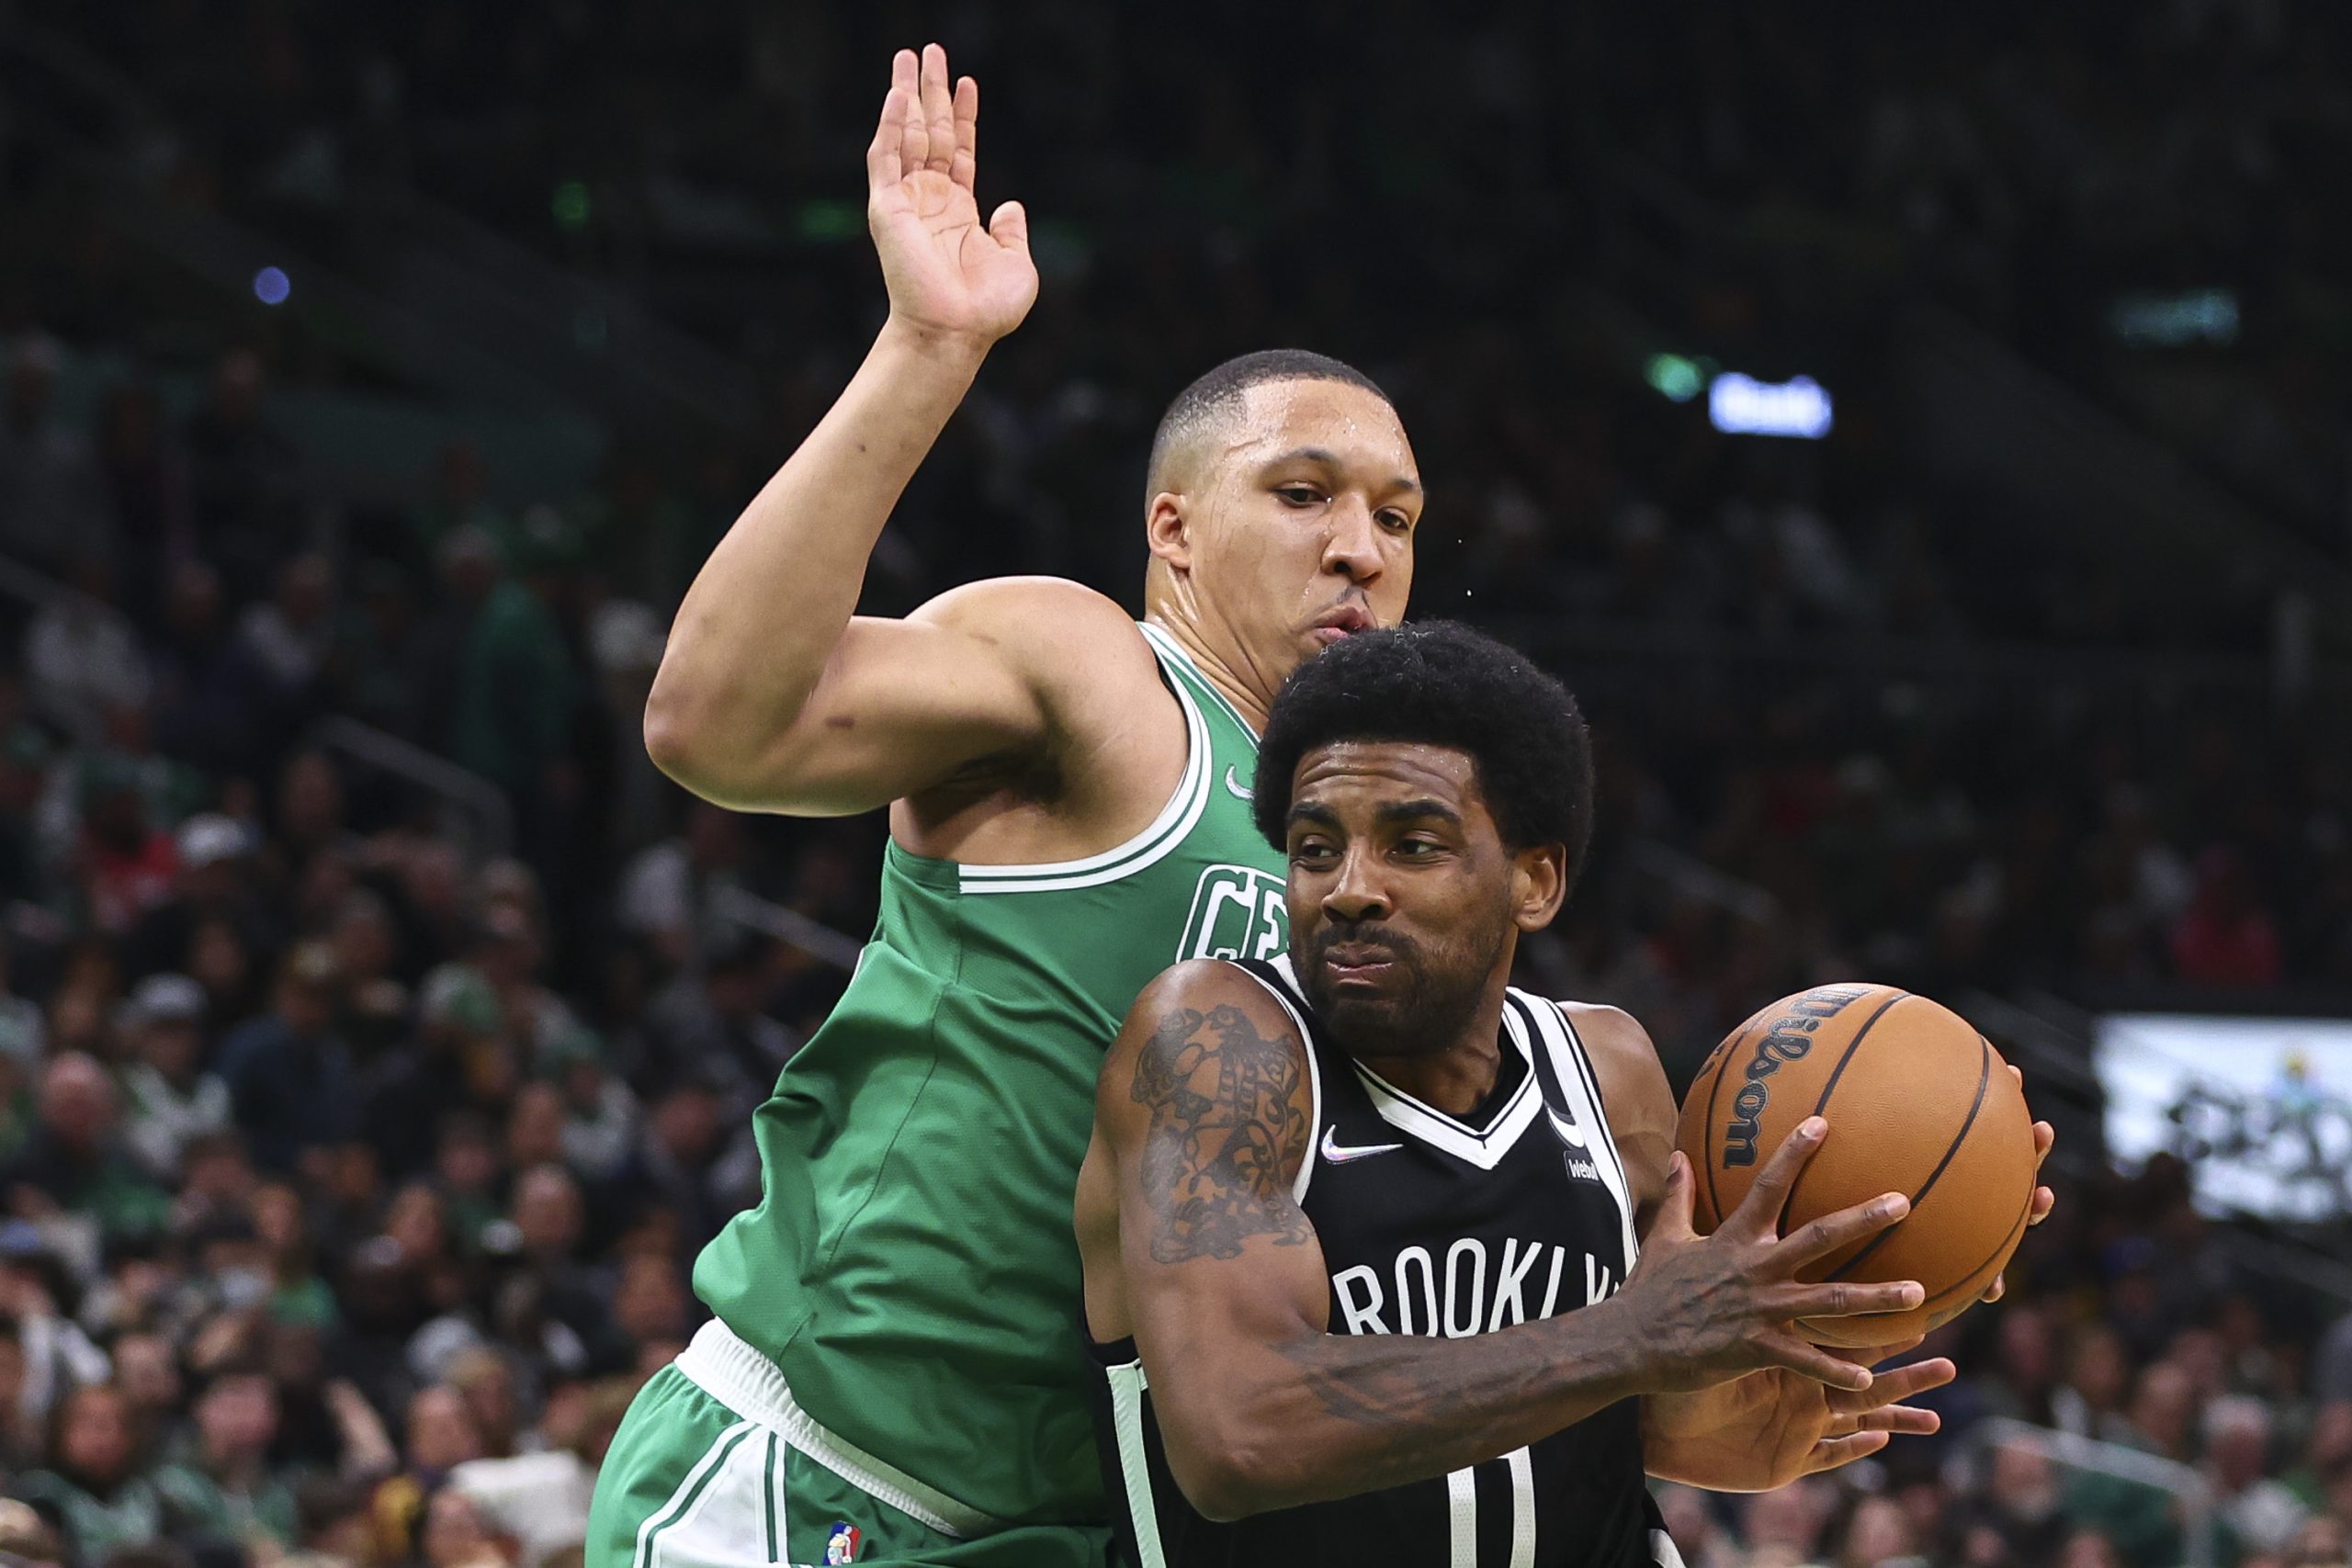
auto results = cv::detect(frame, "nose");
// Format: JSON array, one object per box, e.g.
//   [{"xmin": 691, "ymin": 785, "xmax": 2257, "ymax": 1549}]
[
  {"xmin": 1321, "ymin": 496, "xmax": 1384, "ymax": 587},
  {"xmin": 1321, "ymin": 844, "xmax": 1392, "ymax": 925}
]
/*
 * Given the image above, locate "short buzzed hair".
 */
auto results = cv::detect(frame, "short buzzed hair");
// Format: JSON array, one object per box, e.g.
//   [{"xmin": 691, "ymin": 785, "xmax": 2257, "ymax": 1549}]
[{"xmin": 1145, "ymin": 349, "xmax": 1391, "ymax": 500}]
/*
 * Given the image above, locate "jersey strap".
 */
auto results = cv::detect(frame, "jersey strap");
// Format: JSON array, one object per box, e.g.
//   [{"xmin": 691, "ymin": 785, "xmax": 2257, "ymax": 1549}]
[{"xmin": 1512, "ymin": 995, "xmax": 1641, "ymax": 1268}]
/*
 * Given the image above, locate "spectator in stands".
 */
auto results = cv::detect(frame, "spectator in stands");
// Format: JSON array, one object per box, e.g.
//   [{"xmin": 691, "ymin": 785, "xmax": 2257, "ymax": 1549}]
[
  {"xmin": 0, "ymin": 337, "xmax": 110, "ymax": 578},
  {"xmin": 23, "ymin": 560, "xmax": 149, "ymax": 749},
  {"xmin": 2207, "ymin": 1395, "xmax": 2312, "ymax": 1564},
  {"xmin": 2172, "ymin": 847, "xmax": 2287, "ymax": 987},
  {"xmin": 116, "ymin": 972, "xmax": 232, "ymax": 1184},
  {"xmin": 0, "ymin": 1054, "xmax": 168, "ymax": 1244},
  {"xmin": 163, "ymin": 1367, "xmax": 300, "ymax": 1551},
  {"xmin": 9, "ymin": 1382, "xmax": 191, "ymax": 1561},
  {"xmin": 214, "ymin": 942, "xmax": 360, "ymax": 1179}
]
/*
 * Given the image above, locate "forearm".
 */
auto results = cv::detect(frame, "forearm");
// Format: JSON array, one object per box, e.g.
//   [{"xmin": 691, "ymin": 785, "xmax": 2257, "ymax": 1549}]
[
  {"xmin": 644, "ymin": 319, "xmax": 988, "ymax": 785},
  {"xmin": 1189, "ymin": 1296, "xmax": 1651, "ymax": 1517}
]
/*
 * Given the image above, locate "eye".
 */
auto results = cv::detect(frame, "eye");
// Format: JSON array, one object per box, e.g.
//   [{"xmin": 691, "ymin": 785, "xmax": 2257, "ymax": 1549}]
[
  {"xmin": 1377, "ymin": 509, "xmax": 1414, "ymax": 534},
  {"xmin": 1289, "ymin": 840, "xmax": 1339, "ymax": 868},
  {"xmin": 1394, "ymin": 837, "xmax": 1445, "ymax": 859},
  {"xmin": 1275, "ymin": 485, "xmax": 1325, "ymax": 508}
]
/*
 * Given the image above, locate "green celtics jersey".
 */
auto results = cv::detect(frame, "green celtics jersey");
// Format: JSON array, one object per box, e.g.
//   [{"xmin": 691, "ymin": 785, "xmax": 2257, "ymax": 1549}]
[{"xmin": 692, "ymin": 621, "xmax": 1286, "ymax": 1531}]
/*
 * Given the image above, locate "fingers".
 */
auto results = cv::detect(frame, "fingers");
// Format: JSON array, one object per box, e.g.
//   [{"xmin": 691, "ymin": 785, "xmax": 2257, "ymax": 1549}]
[
  {"xmin": 1775, "ymin": 1278, "xmax": 1924, "ymax": 1321},
  {"xmin": 2030, "ymin": 1185, "xmax": 2054, "ymax": 1226},
  {"xmin": 1729, "ymin": 1116, "xmax": 1828, "ymax": 1238},
  {"xmin": 920, "ymin": 43, "xmax": 956, "ymax": 175},
  {"xmin": 1981, "ymin": 1273, "xmax": 2005, "ymax": 1304},
  {"xmin": 988, "ymin": 199, "xmax": 1029, "ymax": 254},
  {"xmin": 1801, "ymin": 1431, "xmax": 1891, "ymax": 1475},
  {"xmin": 1835, "ymin": 1356, "xmax": 1955, "ymax": 1413},
  {"xmin": 899, "ymin": 52, "xmax": 930, "ymax": 174},
  {"xmin": 1773, "ymin": 1190, "xmax": 1908, "ymax": 1274},
  {"xmin": 867, "ymin": 51, "xmax": 917, "ymax": 188},
  {"xmin": 1760, "ymin": 1330, "xmax": 1875, "ymax": 1393},
  {"xmin": 950, "ymin": 75, "xmax": 979, "ymax": 192},
  {"xmin": 2032, "ymin": 1119, "xmax": 2054, "ymax": 1166}
]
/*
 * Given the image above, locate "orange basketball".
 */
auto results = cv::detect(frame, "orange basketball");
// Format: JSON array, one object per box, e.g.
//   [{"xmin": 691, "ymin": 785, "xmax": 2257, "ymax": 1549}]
[{"xmin": 1673, "ymin": 983, "xmax": 2038, "ymax": 1348}]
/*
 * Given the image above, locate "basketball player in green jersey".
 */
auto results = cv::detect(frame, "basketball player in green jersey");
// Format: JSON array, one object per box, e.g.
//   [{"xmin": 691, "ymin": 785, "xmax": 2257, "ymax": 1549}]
[{"xmin": 585, "ymin": 42, "xmax": 1421, "ymax": 1568}]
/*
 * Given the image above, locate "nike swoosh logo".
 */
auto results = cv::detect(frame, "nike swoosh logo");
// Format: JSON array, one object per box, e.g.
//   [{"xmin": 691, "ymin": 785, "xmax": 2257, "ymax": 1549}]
[
  {"xmin": 1224, "ymin": 765, "xmax": 1253, "ymax": 801},
  {"xmin": 1321, "ymin": 1126, "xmax": 1405, "ymax": 1165}
]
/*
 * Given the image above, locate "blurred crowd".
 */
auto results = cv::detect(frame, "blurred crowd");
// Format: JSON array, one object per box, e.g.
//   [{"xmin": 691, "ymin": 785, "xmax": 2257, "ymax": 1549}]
[{"xmin": 2, "ymin": 3, "xmax": 2351, "ymax": 1568}]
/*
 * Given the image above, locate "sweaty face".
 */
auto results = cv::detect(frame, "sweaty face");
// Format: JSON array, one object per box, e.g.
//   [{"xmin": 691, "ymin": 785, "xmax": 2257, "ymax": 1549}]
[
  {"xmin": 1162, "ymin": 379, "xmax": 1419, "ymax": 691},
  {"xmin": 1283, "ymin": 743, "xmax": 1520, "ymax": 1059}
]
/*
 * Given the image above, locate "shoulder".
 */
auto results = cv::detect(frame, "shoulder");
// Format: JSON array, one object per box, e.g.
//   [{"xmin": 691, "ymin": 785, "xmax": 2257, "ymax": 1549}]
[
  {"xmin": 1102, "ymin": 962, "xmax": 1310, "ymax": 1105},
  {"xmin": 1551, "ymin": 1000, "xmax": 1676, "ymax": 1212},
  {"xmin": 1119, "ymin": 960, "xmax": 1300, "ymax": 1047},
  {"xmin": 908, "ymin": 577, "xmax": 1150, "ymax": 669}
]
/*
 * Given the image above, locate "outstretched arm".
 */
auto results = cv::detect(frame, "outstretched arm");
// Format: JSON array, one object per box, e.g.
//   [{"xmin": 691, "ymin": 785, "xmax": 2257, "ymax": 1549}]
[
  {"xmin": 1101, "ymin": 968, "xmax": 1920, "ymax": 1523},
  {"xmin": 644, "ymin": 44, "xmax": 1057, "ymax": 815}
]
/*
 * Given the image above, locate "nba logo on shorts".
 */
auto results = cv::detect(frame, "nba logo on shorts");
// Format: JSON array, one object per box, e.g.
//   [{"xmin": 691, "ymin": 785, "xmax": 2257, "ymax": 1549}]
[
  {"xmin": 826, "ymin": 1522, "xmax": 861, "ymax": 1563},
  {"xmin": 1180, "ymin": 865, "xmax": 1287, "ymax": 962}
]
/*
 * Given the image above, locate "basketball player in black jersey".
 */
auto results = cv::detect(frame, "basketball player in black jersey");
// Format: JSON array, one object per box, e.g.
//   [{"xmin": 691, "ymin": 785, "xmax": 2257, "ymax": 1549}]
[{"xmin": 1073, "ymin": 623, "xmax": 2055, "ymax": 1568}]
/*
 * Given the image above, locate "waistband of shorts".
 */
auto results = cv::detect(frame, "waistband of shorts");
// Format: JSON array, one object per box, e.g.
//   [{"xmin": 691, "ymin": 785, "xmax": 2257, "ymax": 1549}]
[{"xmin": 674, "ymin": 1317, "xmax": 1005, "ymax": 1540}]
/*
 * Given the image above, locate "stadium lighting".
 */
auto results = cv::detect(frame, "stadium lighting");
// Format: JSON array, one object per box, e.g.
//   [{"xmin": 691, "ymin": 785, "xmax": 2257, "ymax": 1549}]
[
  {"xmin": 252, "ymin": 266, "xmax": 291, "ymax": 306},
  {"xmin": 1707, "ymin": 372, "xmax": 1833, "ymax": 439},
  {"xmin": 552, "ymin": 180, "xmax": 592, "ymax": 231},
  {"xmin": 2109, "ymin": 288, "xmax": 2239, "ymax": 348},
  {"xmin": 1645, "ymin": 354, "xmax": 1705, "ymax": 402}
]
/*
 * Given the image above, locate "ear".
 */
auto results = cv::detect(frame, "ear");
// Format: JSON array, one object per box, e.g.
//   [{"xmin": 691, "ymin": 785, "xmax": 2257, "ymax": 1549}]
[
  {"xmin": 1511, "ymin": 843, "xmax": 1568, "ymax": 931},
  {"xmin": 1145, "ymin": 491, "xmax": 1193, "ymax": 572}
]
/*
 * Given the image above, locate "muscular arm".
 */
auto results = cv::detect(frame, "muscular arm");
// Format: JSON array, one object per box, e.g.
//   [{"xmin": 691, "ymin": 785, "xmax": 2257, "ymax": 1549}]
[
  {"xmin": 642, "ymin": 45, "xmax": 1069, "ymax": 816},
  {"xmin": 1102, "ymin": 965, "xmax": 1657, "ymax": 1522}
]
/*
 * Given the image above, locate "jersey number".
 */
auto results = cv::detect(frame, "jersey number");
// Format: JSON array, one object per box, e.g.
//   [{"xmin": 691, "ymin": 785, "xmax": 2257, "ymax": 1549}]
[{"xmin": 1442, "ymin": 1446, "xmax": 1534, "ymax": 1568}]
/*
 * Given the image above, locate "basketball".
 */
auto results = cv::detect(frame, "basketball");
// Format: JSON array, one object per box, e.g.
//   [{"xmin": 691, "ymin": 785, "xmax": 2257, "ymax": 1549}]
[{"xmin": 1674, "ymin": 984, "xmax": 2039, "ymax": 1348}]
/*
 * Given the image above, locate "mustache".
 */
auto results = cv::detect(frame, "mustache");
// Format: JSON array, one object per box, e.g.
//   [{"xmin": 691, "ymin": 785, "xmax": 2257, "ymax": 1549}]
[{"xmin": 1306, "ymin": 923, "xmax": 1423, "ymax": 963}]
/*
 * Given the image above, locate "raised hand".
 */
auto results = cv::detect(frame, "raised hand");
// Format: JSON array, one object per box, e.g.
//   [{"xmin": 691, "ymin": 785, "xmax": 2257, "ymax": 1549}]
[
  {"xmin": 865, "ymin": 44, "xmax": 1037, "ymax": 347},
  {"xmin": 1619, "ymin": 1117, "xmax": 1921, "ymax": 1394}
]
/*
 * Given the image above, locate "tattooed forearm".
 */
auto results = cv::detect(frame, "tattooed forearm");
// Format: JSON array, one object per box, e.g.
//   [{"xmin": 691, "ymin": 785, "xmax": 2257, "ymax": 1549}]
[{"xmin": 1130, "ymin": 1004, "xmax": 1314, "ymax": 1263}]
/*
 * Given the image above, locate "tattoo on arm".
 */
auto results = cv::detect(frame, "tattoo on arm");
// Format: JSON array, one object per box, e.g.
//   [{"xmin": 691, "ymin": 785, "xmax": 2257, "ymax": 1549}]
[{"xmin": 1129, "ymin": 1004, "xmax": 1314, "ymax": 1263}]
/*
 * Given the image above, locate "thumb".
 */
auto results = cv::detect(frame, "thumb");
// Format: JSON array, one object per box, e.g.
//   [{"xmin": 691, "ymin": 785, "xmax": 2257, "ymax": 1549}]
[
  {"xmin": 989, "ymin": 199, "xmax": 1030, "ymax": 253},
  {"xmin": 1657, "ymin": 1150, "xmax": 1697, "ymax": 1241}
]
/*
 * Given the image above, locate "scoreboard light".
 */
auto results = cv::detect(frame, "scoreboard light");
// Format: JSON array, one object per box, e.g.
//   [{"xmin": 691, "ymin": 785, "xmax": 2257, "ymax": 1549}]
[{"xmin": 1707, "ymin": 371, "xmax": 1833, "ymax": 439}]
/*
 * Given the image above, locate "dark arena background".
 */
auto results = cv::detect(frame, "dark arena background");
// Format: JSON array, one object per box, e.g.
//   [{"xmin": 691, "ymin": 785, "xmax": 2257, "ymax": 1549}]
[{"xmin": 5, "ymin": 3, "xmax": 2352, "ymax": 1566}]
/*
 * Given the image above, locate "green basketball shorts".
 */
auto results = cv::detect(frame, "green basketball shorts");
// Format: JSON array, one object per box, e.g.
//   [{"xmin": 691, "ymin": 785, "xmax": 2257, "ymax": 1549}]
[{"xmin": 585, "ymin": 1322, "xmax": 1110, "ymax": 1568}]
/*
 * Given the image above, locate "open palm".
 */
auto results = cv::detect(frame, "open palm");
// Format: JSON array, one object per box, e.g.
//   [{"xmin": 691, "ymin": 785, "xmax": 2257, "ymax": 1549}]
[{"xmin": 865, "ymin": 45, "xmax": 1037, "ymax": 344}]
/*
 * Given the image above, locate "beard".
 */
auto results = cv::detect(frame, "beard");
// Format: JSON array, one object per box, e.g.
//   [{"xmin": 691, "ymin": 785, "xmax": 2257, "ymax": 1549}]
[{"xmin": 1297, "ymin": 919, "xmax": 1510, "ymax": 1060}]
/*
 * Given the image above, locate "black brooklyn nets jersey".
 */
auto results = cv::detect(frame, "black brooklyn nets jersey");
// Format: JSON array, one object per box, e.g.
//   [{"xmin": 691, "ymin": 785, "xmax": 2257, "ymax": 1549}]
[{"xmin": 1086, "ymin": 955, "xmax": 1680, "ymax": 1568}]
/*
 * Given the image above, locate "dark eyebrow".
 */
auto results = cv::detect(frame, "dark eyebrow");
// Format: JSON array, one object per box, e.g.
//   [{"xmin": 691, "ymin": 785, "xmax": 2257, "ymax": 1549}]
[
  {"xmin": 1283, "ymin": 798, "xmax": 1463, "ymax": 831},
  {"xmin": 1261, "ymin": 447, "xmax": 1423, "ymax": 498},
  {"xmin": 1284, "ymin": 801, "xmax": 1342, "ymax": 830}
]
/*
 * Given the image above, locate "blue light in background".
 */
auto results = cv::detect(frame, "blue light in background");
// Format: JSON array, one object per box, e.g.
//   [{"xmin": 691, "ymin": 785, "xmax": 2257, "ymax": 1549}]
[{"xmin": 253, "ymin": 267, "xmax": 291, "ymax": 306}]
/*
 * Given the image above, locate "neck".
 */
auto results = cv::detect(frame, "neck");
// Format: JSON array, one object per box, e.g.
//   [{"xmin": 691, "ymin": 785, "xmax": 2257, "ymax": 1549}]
[
  {"xmin": 1141, "ymin": 611, "xmax": 1272, "ymax": 734},
  {"xmin": 1355, "ymin": 965, "xmax": 1518, "ymax": 1117}
]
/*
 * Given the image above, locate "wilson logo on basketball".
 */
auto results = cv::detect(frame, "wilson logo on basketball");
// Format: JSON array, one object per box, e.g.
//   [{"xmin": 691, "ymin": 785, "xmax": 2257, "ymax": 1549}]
[{"xmin": 1721, "ymin": 985, "xmax": 1872, "ymax": 1168}]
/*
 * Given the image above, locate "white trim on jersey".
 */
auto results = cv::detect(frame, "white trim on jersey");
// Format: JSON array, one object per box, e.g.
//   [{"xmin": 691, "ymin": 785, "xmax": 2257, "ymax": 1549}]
[
  {"xmin": 1521, "ymin": 998, "xmax": 1641, "ymax": 1269},
  {"xmin": 1228, "ymin": 961, "xmax": 1325, "ymax": 1206},
  {"xmin": 1104, "ymin": 1359, "xmax": 1171, "ymax": 1568},
  {"xmin": 1505, "ymin": 1445, "xmax": 1537, "ymax": 1568},
  {"xmin": 1444, "ymin": 1465, "xmax": 1479, "ymax": 1568},
  {"xmin": 957, "ymin": 622, "xmax": 1216, "ymax": 894}
]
